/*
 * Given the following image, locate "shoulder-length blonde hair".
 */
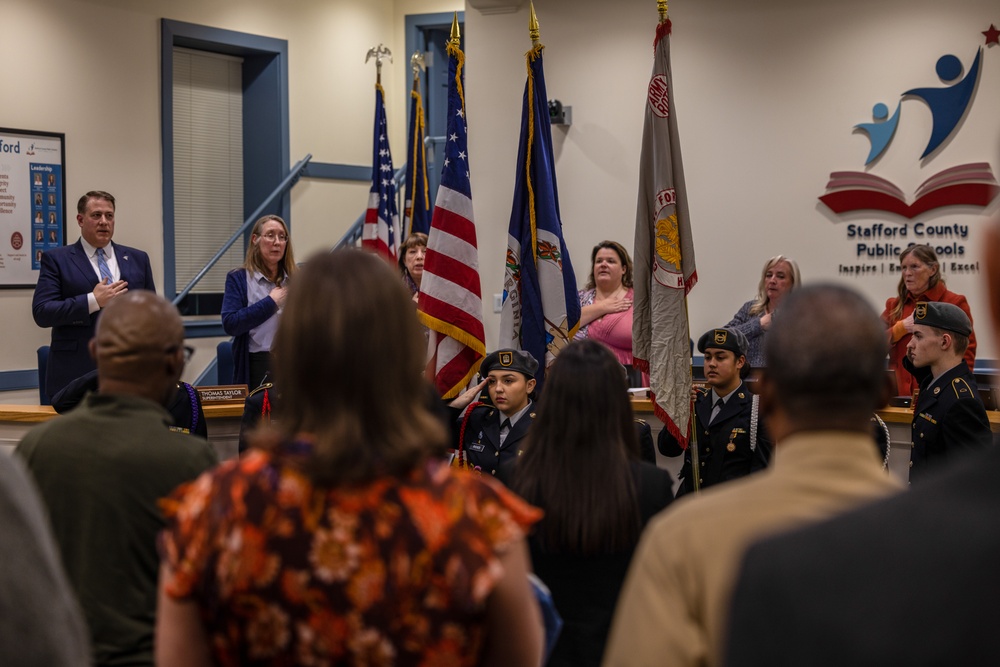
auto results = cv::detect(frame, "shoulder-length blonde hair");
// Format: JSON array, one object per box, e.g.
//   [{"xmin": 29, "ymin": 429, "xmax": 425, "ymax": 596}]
[
  {"xmin": 748, "ymin": 255, "xmax": 801, "ymax": 316},
  {"xmin": 243, "ymin": 215, "xmax": 297, "ymax": 285},
  {"xmin": 272, "ymin": 249, "xmax": 446, "ymax": 485},
  {"xmin": 888, "ymin": 244, "xmax": 942, "ymax": 322}
]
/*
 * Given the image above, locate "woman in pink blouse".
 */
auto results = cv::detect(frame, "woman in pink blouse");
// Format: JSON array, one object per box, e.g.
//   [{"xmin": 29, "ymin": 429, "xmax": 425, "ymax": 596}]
[{"xmin": 576, "ymin": 241, "xmax": 643, "ymax": 383}]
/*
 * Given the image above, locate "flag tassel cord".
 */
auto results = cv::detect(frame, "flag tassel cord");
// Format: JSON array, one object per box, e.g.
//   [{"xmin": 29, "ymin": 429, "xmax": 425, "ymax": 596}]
[{"xmin": 684, "ymin": 294, "xmax": 702, "ymax": 492}]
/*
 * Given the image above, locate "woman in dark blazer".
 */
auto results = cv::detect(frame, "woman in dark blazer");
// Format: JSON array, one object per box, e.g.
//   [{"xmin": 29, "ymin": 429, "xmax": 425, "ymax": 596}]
[
  {"xmin": 221, "ymin": 215, "xmax": 296, "ymax": 388},
  {"xmin": 512, "ymin": 340, "xmax": 674, "ymax": 667}
]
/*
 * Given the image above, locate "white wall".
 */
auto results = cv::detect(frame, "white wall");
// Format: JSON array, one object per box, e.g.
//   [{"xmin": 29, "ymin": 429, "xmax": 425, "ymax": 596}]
[
  {"xmin": 1, "ymin": 0, "xmax": 461, "ymax": 400},
  {"xmin": 3, "ymin": 0, "xmax": 998, "ymax": 401},
  {"xmin": 466, "ymin": 0, "xmax": 1000, "ymax": 357}
]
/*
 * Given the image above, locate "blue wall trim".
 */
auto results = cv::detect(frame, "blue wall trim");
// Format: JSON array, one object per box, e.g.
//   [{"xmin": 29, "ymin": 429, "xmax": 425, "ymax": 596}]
[
  {"xmin": 160, "ymin": 19, "xmax": 290, "ymax": 300},
  {"xmin": 0, "ymin": 370, "xmax": 39, "ymax": 392},
  {"xmin": 303, "ymin": 162, "xmax": 371, "ymax": 181}
]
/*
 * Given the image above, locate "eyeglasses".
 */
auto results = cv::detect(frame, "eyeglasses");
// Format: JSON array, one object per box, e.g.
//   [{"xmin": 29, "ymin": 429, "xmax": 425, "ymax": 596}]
[{"xmin": 261, "ymin": 232, "xmax": 288, "ymax": 243}]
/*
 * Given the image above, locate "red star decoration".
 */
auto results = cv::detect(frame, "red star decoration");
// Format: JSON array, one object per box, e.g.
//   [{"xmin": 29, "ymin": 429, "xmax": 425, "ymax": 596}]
[{"xmin": 984, "ymin": 24, "xmax": 1000, "ymax": 46}]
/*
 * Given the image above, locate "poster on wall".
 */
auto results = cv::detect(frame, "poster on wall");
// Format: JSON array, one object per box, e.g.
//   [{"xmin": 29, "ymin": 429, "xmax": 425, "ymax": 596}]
[{"xmin": 0, "ymin": 127, "xmax": 66, "ymax": 289}]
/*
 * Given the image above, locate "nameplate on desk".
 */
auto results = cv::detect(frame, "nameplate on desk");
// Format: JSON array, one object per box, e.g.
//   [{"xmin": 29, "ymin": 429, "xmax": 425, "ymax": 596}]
[{"xmin": 196, "ymin": 385, "xmax": 248, "ymax": 403}]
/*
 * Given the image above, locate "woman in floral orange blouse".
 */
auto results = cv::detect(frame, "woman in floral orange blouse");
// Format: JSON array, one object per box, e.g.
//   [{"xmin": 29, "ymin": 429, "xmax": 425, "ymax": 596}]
[{"xmin": 156, "ymin": 250, "xmax": 544, "ymax": 666}]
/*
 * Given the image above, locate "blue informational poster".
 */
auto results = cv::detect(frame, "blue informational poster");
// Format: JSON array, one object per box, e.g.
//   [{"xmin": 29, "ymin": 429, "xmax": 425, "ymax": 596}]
[{"xmin": 0, "ymin": 128, "xmax": 66, "ymax": 288}]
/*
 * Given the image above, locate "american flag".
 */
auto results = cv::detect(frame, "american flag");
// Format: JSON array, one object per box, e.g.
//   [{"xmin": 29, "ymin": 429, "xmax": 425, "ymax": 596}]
[
  {"xmin": 404, "ymin": 84, "xmax": 431, "ymax": 236},
  {"xmin": 362, "ymin": 84, "xmax": 400, "ymax": 260},
  {"xmin": 499, "ymin": 42, "xmax": 580, "ymax": 392},
  {"xmin": 417, "ymin": 38, "xmax": 486, "ymax": 399}
]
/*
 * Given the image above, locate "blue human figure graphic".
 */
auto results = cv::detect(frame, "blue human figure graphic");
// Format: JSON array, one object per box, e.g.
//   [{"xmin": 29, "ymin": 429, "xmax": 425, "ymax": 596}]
[
  {"xmin": 904, "ymin": 49, "xmax": 982, "ymax": 158},
  {"xmin": 855, "ymin": 102, "xmax": 901, "ymax": 165}
]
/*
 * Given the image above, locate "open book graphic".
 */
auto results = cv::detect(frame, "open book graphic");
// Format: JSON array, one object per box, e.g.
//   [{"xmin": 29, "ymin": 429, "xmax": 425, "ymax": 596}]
[{"xmin": 819, "ymin": 163, "xmax": 999, "ymax": 218}]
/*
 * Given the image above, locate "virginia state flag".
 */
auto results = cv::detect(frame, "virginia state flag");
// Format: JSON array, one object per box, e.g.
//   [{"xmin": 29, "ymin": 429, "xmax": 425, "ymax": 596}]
[
  {"xmin": 633, "ymin": 18, "xmax": 698, "ymax": 447},
  {"xmin": 417, "ymin": 37, "xmax": 486, "ymax": 398},
  {"xmin": 362, "ymin": 84, "xmax": 400, "ymax": 260},
  {"xmin": 404, "ymin": 84, "xmax": 431, "ymax": 236},
  {"xmin": 499, "ymin": 43, "xmax": 580, "ymax": 389}
]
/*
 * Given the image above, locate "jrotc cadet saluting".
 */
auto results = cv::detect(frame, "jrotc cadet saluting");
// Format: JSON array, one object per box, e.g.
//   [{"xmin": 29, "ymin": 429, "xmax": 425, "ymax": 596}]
[
  {"xmin": 659, "ymin": 327, "xmax": 771, "ymax": 496},
  {"xmin": 449, "ymin": 349, "xmax": 539, "ymax": 484},
  {"xmin": 905, "ymin": 301, "xmax": 992, "ymax": 481}
]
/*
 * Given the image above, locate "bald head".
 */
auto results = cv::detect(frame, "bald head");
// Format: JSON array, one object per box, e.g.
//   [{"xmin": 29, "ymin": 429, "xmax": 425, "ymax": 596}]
[
  {"xmin": 762, "ymin": 284, "xmax": 889, "ymax": 431},
  {"xmin": 90, "ymin": 292, "xmax": 185, "ymax": 404}
]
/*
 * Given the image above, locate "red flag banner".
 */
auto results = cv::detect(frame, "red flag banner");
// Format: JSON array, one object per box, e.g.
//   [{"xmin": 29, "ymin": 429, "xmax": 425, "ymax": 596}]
[{"xmin": 632, "ymin": 19, "xmax": 698, "ymax": 447}]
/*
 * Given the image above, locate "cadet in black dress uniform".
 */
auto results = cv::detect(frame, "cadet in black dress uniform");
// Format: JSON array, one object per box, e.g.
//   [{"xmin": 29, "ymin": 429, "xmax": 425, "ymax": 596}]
[
  {"xmin": 658, "ymin": 327, "xmax": 771, "ymax": 496},
  {"xmin": 450, "ymin": 349, "xmax": 539, "ymax": 484},
  {"xmin": 906, "ymin": 301, "xmax": 992, "ymax": 481}
]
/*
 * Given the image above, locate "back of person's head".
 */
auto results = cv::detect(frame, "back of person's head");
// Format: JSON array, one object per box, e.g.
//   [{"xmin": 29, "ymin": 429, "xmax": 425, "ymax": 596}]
[
  {"xmin": 91, "ymin": 291, "xmax": 186, "ymax": 406},
  {"xmin": 514, "ymin": 340, "xmax": 639, "ymax": 555},
  {"xmin": 273, "ymin": 249, "xmax": 446, "ymax": 484},
  {"xmin": 764, "ymin": 283, "xmax": 889, "ymax": 426}
]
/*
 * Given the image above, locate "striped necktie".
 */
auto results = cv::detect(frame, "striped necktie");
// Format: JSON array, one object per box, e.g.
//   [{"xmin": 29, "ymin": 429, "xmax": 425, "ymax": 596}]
[{"xmin": 96, "ymin": 247, "xmax": 113, "ymax": 283}]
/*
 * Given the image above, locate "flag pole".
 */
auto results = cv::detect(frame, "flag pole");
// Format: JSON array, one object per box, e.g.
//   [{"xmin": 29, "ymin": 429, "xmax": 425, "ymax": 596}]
[
  {"xmin": 410, "ymin": 51, "xmax": 424, "ymax": 91},
  {"xmin": 365, "ymin": 43, "xmax": 393, "ymax": 87},
  {"xmin": 529, "ymin": 1, "xmax": 540, "ymax": 48},
  {"xmin": 657, "ymin": 0, "xmax": 701, "ymax": 493}
]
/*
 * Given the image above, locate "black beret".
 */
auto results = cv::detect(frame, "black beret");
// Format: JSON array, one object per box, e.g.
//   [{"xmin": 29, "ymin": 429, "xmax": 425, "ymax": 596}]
[
  {"xmin": 480, "ymin": 348, "xmax": 539, "ymax": 379},
  {"xmin": 697, "ymin": 327, "xmax": 749, "ymax": 357},
  {"xmin": 913, "ymin": 301, "xmax": 971, "ymax": 336}
]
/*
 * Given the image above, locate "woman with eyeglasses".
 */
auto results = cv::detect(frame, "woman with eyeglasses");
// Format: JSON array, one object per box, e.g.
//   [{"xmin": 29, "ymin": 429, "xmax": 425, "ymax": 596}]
[
  {"xmin": 882, "ymin": 243, "xmax": 975, "ymax": 397},
  {"xmin": 222, "ymin": 215, "xmax": 297, "ymax": 389}
]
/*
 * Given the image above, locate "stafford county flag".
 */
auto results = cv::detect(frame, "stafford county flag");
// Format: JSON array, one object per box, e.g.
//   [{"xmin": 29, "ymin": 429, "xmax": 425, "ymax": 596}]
[
  {"xmin": 632, "ymin": 18, "xmax": 698, "ymax": 447},
  {"xmin": 499, "ymin": 43, "xmax": 580, "ymax": 390},
  {"xmin": 417, "ymin": 38, "xmax": 486, "ymax": 399},
  {"xmin": 404, "ymin": 85, "xmax": 431, "ymax": 236},
  {"xmin": 362, "ymin": 84, "xmax": 401, "ymax": 260}
]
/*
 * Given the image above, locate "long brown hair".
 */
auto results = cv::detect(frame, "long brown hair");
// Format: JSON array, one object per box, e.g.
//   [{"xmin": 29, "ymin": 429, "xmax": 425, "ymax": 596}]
[
  {"xmin": 243, "ymin": 215, "xmax": 297, "ymax": 284},
  {"xmin": 585, "ymin": 240, "xmax": 634, "ymax": 291},
  {"xmin": 272, "ymin": 249, "xmax": 446, "ymax": 484},
  {"xmin": 889, "ymin": 244, "xmax": 942, "ymax": 322},
  {"xmin": 513, "ymin": 340, "xmax": 640, "ymax": 555}
]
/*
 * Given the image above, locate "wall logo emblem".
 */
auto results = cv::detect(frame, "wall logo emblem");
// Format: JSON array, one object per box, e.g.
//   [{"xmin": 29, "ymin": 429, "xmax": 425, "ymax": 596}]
[{"xmin": 820, "ymin": 30, "xmax": 999, "ymax": 220}]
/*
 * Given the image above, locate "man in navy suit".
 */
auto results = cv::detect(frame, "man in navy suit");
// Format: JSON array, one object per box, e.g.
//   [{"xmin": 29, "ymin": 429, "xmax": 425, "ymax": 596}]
[{"xmin": 32, "ymin": 191, "xmax": 155, "ymax": 401}]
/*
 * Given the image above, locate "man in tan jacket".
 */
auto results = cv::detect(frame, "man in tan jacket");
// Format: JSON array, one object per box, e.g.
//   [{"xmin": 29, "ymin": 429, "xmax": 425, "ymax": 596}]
[{"xmin": 602, "ymin": 284, "xmax": 904, "ymax": 667}]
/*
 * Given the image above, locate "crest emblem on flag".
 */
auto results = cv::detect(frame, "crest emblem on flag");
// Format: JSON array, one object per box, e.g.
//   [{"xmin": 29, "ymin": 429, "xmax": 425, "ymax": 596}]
[{"xmin": 498, "ymin": 11, "xmax": 581, "ymax": 389}]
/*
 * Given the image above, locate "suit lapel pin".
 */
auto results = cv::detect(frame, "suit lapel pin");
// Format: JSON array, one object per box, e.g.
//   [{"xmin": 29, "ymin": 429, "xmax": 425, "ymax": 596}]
[
  {"xmin": 738, "ymin": 392, "xmax": 745, "ymax": 399},
  {"xmin": 933, "ymin": 387, "xmax": 941, "ymax": 395}
]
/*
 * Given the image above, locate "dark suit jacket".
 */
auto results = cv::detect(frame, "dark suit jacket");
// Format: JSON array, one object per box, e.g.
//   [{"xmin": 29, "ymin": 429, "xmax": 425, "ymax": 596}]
[
  {"xmin": 454, "ymin": 402, "xmax": 535, "ymax": 484},
  {"xmin": 724, "ymin": 444, "xmax": 1000, "ymax": 667},
  {"xmin": 908, "ymin": 359, "xmax": 992, "ymax": 481},
  {"xmin": 658, "ymin": 382, "xmax": 771, "ymax": 495},
  {"xmin": 32, "ymin": 240, "xmax": 155, "ymax": 400}
]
